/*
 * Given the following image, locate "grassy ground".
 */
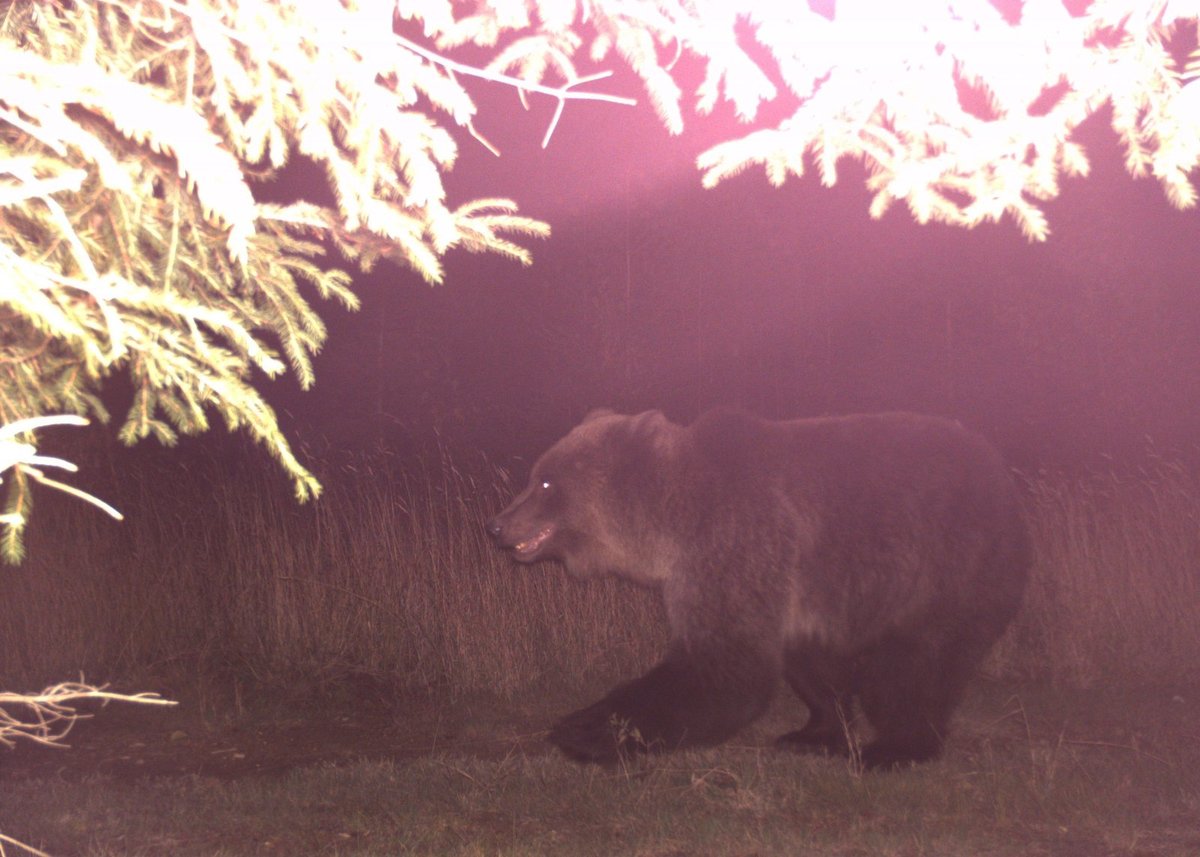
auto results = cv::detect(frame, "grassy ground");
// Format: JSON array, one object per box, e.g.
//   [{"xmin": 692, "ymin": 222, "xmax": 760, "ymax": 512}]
[
  {"xmin": 2, "ymin": 682, "xmax": 1197, "ymax": 856},
  {"xmin": 1, "ymin": 443, "xmax": 1199, "ymax": 854}
]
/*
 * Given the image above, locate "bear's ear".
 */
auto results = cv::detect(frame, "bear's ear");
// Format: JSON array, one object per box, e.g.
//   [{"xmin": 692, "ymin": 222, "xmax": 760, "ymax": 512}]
[
  {"xmin": 631, "ymin": 409, "xmax": 668, "ymax": 431},
  {"xmin": 631, "ymin": 410, "xmax": 677, "ymax": 451},
  {"xmin": 583, "ymin": 407, "xmax": 617, "ymax": 423}
]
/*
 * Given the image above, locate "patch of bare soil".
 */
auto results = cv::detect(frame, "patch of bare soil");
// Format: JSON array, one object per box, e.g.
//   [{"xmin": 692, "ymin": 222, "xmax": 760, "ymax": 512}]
[
  {"xmin": 0, "ymin": 676, "xmax": 552, "ymax": 781},
  {"xmin": 3, "ymin": 678, "xmax": 1195, "ymax": 785}
]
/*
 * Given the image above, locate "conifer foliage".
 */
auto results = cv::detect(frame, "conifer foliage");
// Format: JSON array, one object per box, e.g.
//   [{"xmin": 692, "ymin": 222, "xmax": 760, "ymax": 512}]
[
  {"xmin": 0, "ymin": 0, "xmax": 552, "ymax": 560},
  {"xmin": 408, "ymin": 0, "xmax": 1200, "ymax": 240},
  {"xmin": 3, "ymin": 1, "xmax": 1200, "ymax": 561}
]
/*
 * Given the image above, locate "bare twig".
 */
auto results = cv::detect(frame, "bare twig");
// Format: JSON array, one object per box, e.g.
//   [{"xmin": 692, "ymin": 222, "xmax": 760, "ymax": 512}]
[
  {"xmin": 0, "ymin": 681, "xmax": 177, "ymax": 750},
  {"xmin": 0, "ymin": 829, "xmax": 54, "ymax": 857},
  {"xmin": 396, "ymin": 35, "xmax": 636, "ymax": 106},
  {"xmin": 396, "ymin": 35, "xmax": 637, "ymax": 149}
]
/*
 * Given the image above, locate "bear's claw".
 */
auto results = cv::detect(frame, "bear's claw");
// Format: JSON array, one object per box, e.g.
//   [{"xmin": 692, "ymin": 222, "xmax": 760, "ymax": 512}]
[{"xmin": 548, "ymin": 705, "xmax": 631, "ymax": 765}]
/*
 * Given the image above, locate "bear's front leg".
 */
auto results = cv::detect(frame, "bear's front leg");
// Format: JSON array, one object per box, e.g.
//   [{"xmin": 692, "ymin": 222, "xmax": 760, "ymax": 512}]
[
  {"xmin": 548, "ymin": 651, "xmax": 775, "ymax": 764},
  {"xmin": 548, "ymin": 696, "xmax": 639, "ymax": 764}
]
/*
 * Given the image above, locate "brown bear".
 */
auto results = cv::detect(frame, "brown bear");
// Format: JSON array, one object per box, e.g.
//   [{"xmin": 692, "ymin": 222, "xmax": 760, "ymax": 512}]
[{"xmin": 485, "ymin": 409, "xmax": 1030, "ymax": 770}]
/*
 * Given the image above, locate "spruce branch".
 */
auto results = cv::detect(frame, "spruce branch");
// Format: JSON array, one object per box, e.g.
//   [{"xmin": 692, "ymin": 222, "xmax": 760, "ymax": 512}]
[
  {"xmin": 448, "ymin": 198, "xmax": 552, "ymax": 263},
  {"xmin": 679, "ymin": 3, "xmax": 1200, "ymax": 239},
  {"xmin": 2, "ymin": 0, "xmax": 592, "ymax": 548}
]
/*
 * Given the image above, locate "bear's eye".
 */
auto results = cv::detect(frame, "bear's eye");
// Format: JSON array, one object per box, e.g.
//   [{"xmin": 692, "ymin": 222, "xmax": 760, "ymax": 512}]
[{"xmin": 540, "ymin": 479, "xmax": 552, "ymax": 491}]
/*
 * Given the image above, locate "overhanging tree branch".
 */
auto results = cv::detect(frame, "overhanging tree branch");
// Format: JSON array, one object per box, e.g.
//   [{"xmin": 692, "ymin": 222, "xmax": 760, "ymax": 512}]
[
  {"xmin": 407, "ymin": 1, "xmax": 1200, "ymax": 240},
  {"xmin": 4, "ymin": 0, "xmax": 1200, "ymax": 561}
]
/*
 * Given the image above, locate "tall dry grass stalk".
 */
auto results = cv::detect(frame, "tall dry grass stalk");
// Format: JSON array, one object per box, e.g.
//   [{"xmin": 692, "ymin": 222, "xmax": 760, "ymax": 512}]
[
  {"xmin": 0, "ymin": 444, "xmax": 664, "ymax": 696},
  {"xmin": 0, "ymin": 447, "xmax": 1195, "ymax": 694},
  {"xmin": 1003, "ymin": 462, "xmax": 1200, "ymax": 686}
]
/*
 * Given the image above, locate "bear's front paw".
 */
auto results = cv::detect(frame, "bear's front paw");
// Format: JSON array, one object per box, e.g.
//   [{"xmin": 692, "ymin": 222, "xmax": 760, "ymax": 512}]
[{"xmin": 549, "ymin": 704, "xmax": 647, "ymax": 765}]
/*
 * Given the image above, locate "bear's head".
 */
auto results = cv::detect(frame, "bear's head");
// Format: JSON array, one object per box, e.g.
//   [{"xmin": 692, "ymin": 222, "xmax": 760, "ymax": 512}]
[{"xmin": 485, "ymin": 409, "xmax": 682, "ymax": 584}]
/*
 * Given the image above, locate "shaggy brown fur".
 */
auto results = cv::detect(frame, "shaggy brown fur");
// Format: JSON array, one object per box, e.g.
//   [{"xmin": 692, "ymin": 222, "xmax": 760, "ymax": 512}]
[{"xmin": 486, "ymin": 409, "xmax": 1030, "ymax": 769}]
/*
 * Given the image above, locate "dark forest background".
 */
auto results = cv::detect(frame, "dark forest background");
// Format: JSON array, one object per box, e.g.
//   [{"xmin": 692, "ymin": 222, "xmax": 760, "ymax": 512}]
[
  {"xmin": 257, "ymin": 78, "xmax": 1200, "ymax": 473},
  {"xmin": 7, "ymin": 55, "xmax": 1200, "ymax": 698}
]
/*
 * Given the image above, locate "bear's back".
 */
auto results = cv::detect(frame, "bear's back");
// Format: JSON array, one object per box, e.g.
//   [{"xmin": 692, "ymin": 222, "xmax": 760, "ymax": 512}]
[{"xmin": 687, "ymin": 410, "xmax": 1029, "ymax": 639}]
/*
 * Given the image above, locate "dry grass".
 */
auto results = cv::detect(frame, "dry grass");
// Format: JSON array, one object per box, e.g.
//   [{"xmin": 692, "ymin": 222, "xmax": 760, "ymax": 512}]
[
  {"xmin": 0, "ymin": 443, "xmax": 665, "ymax": 696},
  {"xmin": 0, "ymin": 444, "xmax": 1197, "ymax": 695},
  {"xmin": 1002, "ymin": 462, "xmax": 1200, "ymax": 686}
]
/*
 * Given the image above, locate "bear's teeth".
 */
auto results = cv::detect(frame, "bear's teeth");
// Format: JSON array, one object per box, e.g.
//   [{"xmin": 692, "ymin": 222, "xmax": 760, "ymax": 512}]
[{"xmin": 515, "ymin": 526, "xmax": 553, "ymax": 555}]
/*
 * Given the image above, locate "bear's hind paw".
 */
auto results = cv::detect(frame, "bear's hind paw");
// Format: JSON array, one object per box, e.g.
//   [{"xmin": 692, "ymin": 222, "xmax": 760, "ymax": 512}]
[
  {"xmin": 775, "ymin": 727, "xmax": 849, "ymax": 758},
  {"xmin": 860, "ymin": 739, "xmax": 941, "ymax": 771}
]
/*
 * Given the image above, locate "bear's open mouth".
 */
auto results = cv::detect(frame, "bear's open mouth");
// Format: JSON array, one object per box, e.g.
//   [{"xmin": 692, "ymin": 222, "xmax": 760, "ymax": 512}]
[{"xmin": 513, "ymin": 525, "xmax": 554, "ymax": 560}]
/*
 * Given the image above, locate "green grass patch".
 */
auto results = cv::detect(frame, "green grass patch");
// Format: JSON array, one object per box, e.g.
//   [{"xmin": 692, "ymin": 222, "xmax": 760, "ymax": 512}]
[{"xmin": 3, "ymin": 685, "xmax": 1198, "ymax": 856}]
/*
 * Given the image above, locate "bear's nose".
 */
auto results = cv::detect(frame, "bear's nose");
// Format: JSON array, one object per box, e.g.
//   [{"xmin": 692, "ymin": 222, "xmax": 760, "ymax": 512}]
[{"xmin": 484, "ymin": 517, "xmax": 503, "ymax": 540}]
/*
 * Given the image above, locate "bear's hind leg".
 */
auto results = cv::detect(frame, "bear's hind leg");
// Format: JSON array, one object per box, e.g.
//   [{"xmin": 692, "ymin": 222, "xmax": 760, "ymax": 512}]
[
  {"xmin": 776, "ymin": 645, "xmax": 853, "ymax": 757},
  {"xmin": 856, "ymin": 626, "xmax": 984, "ymax": 770},
  {"xmin": 859, "ymin": 708, "xmax": 945, "ymax": 770}
]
